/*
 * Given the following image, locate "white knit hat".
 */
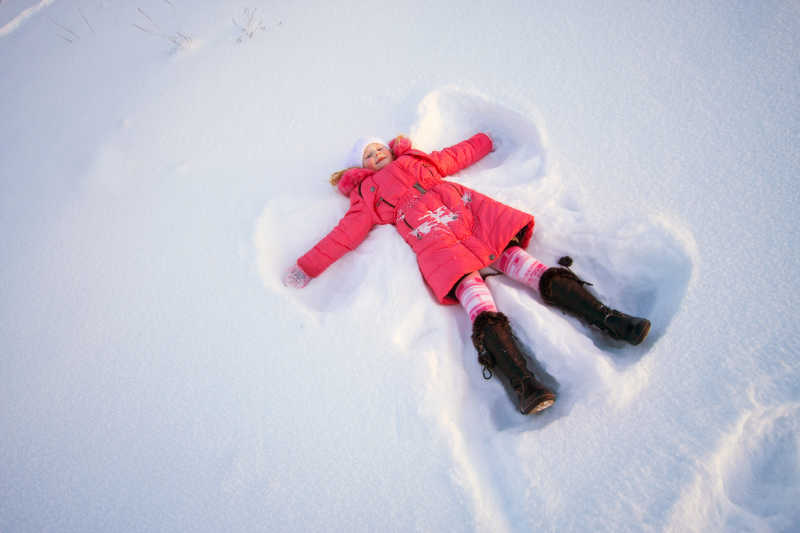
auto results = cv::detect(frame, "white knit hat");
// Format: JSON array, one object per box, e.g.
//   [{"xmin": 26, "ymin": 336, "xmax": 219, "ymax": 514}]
[{"xmin": 346, "ymin": 136, "xmax": 389, "ymax": 168}]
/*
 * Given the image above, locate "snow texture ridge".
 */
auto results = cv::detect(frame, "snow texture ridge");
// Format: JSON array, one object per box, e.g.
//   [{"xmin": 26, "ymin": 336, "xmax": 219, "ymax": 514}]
[
  {"xmin": 0, "ymin": 0, "xmax": 55, "ymax": 37},
  {"xmin": 667, "ymin": 399, "xmax": 800, "ymax": 532}
]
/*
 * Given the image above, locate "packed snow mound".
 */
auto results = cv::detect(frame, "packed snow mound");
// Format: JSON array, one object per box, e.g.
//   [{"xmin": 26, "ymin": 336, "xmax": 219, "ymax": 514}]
[
  {"xmin": 667, "ymin": 400, "xmax": 800, "ymax": 532},
  {"xmin": 410, "ymin": 87, "xmax": 549, "ymax": 184}
]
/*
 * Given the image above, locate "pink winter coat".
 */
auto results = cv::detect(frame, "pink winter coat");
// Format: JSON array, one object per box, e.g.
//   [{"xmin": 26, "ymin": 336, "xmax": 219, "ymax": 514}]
[{"xmin": 297, "ymin": 133, "xmax": 535, "ymax": 304}]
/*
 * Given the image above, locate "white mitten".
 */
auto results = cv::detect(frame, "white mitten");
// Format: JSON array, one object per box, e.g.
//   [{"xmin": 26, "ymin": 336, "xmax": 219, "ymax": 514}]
[
  {"xmin": 488, "ymin": 133, "xmax": 502, "ymax": 153},
  {"xmin": 283, "ymin": 263, "xmax": 311, "ymax": 289}
]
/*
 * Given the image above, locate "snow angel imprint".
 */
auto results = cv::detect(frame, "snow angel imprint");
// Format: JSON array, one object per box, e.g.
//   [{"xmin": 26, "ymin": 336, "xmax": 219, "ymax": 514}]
[{"xmin": 284, "ymin": 133, "xmax": 651, "ymax": 414}]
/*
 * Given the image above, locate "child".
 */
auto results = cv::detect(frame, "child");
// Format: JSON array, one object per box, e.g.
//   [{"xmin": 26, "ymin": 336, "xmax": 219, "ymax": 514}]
[{"xmin": 283, "ymin": 133, "xmax": 650, "ymax": 414}]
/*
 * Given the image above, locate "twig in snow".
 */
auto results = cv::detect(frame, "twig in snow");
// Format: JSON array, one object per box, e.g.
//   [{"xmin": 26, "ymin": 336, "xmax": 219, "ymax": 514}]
[
  {"xmin": 233, "ymin": 7, "xmax": 266, "ymax": 43},
  {"xmin": 137, "ymin": 7, "xmax": 160, "ymax": 31},
  {"xmin": 169, "ymin": 32, "xmax": 192, "ymax": 48},
  {"xmin": 48, "ymin": 16, "xmax": 79, "ymax": 40},
  {"xmin": 133, "ymin": 8, "xmax": 193, "ymax": 51},
  {"xmin": 79, "ymin": 8, "xmax": 95, "ymax": 34},
  {"xmin": 132, "ymin": 23, "xmax": 155, "ymax": 35}
]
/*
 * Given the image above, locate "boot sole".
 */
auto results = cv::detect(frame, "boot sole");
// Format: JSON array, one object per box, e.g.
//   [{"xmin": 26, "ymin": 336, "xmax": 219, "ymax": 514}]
[
  {"xmin": 521, "ymin": 393, "xmax": 556, "ymax": 414},
  {"xmin": 630, "ymin": 319, "xmax": 652, "ymax": 346},
  {"xmin": 530, "ymin": 398, "xmax": 555, "ymax": 413}
]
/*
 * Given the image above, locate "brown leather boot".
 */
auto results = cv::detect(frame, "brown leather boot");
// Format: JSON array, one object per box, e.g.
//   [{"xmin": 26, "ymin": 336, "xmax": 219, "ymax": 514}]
[
  {"xmin": 472, "ymin": 311, "xmax": 556, "ymax": 414},
  {"xmin": 539, "ymin": 267, "xmax": 651, "ymax": 345}
]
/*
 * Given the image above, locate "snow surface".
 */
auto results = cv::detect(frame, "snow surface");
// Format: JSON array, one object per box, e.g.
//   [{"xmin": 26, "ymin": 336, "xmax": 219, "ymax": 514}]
[{"xmin": 1, "ymin": 1, "xmax": 799, "ymax": 531}]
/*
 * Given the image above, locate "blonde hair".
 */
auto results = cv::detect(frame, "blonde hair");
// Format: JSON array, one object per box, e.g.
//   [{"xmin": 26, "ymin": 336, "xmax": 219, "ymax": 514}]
[{"xmin": 329, "ymin": 168, "xmax": 356, "ymax": 186}]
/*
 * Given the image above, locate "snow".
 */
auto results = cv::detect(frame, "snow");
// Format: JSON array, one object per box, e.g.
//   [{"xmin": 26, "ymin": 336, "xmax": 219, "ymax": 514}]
[{"xmin": 1, "ymin": 1, "xmax": 799, "ymax": 531}]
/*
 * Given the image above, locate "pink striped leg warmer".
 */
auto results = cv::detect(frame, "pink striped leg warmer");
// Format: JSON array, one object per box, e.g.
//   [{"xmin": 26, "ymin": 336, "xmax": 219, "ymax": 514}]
[
  {"xmin": 455, "ymin": 272, "xmax": 498, "ymax": 323},
  {"xmin": 492, "ymin": 246, "xmax": 549, "ymax": 294}
]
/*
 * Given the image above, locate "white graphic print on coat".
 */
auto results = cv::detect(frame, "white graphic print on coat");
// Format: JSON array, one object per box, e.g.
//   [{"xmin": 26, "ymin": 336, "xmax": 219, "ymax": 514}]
[{"xmin": 409, "ymin": 206, "xmax": 459, "ymax": 240}]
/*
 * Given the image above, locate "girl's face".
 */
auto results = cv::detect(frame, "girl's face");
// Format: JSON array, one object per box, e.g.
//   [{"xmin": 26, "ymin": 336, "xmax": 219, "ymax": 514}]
[{"xmin": 362, "ymin": 143, "xmax": 393, "ymax": 171}]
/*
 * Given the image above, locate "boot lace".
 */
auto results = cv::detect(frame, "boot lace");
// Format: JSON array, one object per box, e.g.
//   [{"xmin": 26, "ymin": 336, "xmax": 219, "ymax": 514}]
[
  {"xmin": 477, "ymin": 350, "xmax": 495, "ymax": 380},
  {"xmin": 599, "ymin": 307, "xmax": 627, "ymax": 339}
]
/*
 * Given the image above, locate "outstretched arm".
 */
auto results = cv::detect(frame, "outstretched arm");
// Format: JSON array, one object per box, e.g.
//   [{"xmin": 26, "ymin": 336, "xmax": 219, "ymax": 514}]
[
  {"xmin": 287, "ymin": 195, "xmax": 375, "ymax": 285},
  {"xmin": 426, "ymin": 133, "xmax": 493, "ymax": 177}
]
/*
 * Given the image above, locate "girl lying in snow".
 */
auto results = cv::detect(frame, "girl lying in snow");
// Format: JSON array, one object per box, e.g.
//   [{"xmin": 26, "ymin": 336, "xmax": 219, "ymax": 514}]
[{"xmin": 283, "ymin": 133, "xmax": 650, "ymax": 414}]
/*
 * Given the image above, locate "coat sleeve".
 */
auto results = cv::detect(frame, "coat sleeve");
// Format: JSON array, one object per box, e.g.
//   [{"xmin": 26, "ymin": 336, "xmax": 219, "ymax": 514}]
[
  {"xmin": 297, "ymin": 194, "xmax": 375, "ymax": 279},
  {"xmin": 426, "ymin": 133, "xmax": 493, "ymax": 177}
]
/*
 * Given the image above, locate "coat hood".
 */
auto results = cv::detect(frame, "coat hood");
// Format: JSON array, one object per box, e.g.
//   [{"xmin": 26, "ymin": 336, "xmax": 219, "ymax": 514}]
[{"xmin": 337, "ymin": 135, "xmax": 413, "ymax": 196}]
